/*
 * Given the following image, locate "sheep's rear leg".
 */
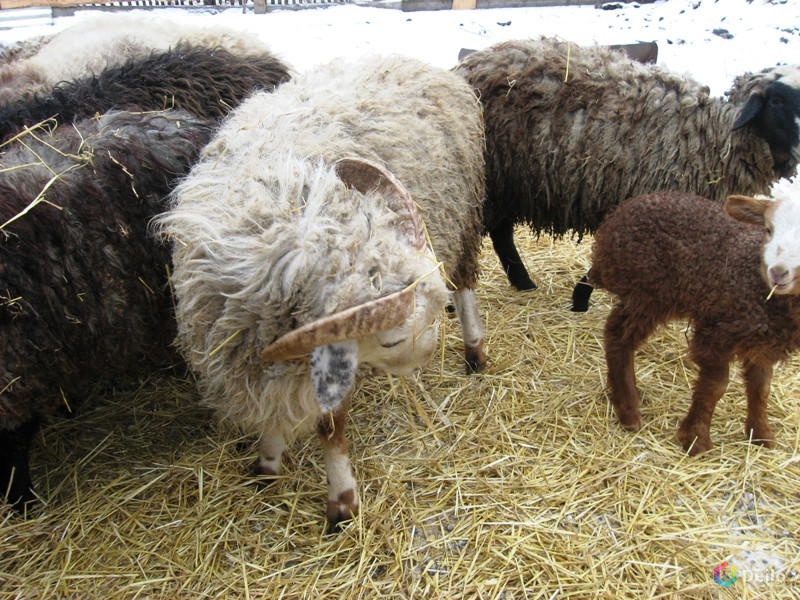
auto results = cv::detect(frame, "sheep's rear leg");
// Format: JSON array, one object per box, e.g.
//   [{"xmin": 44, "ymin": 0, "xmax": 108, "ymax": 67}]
[
  {"xmin": 571, "ymin": 274, "xmax": 594, "ymax": 312},
  {"xmin": 453, "ymin": 288, "xmax": 487, "ymax": 374},
  {"xmin": 0, "ymin": 418, "xmax": 39, "ymax": 511},
  {"xmin": 318, "ymin": 398, "xmax": 358, "ymax": 532},
  {"xmin": 742, "ymin": 358, "xmax": 775, "ymax": 448},
  {"xmin": 677, "ymin": 354, "xmax": 730, "ymax": 455},
  {"xmin": 256, "ymin": 428, "xmax": 287, "ymax": 480},
  {"xmin": 604, "ymin": 305, "xmax": 658, "ymax": 430},
  {"xmin": 489, "ymin": 218, "xmax": 537, "ymax": 291}
]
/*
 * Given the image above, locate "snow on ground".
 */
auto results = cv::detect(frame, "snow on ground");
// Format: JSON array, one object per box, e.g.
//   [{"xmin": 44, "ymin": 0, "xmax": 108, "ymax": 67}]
[{"xmin": 2, "ymin": 0, "xmax": 798, "ymax": 199}]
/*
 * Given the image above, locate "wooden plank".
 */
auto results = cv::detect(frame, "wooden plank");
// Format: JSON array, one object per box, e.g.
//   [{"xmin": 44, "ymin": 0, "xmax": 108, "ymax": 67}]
[
  {"xmin": 402, "ymin": 0, "xmax": 599, "ymax": 10},
  {"xmin": 452, "ymin": 0, "xmax": 476, "ymax": 8},
  {"xmin": 0, "ymin": 0, "xmax": 52, "ymax": 9}
]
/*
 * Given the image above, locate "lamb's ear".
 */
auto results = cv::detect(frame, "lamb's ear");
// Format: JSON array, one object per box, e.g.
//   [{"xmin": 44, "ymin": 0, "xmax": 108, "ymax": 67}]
[
  {"xmin": 732, "ymin": 92, "xmax": 765, "ymax": 130},
  {"xmin": 725, "ymin": 195, "xmax": 770, "ymax": 225},
  {"xmin": 310, "ymin": 340, "xmax": 359, "ymax": 413}
]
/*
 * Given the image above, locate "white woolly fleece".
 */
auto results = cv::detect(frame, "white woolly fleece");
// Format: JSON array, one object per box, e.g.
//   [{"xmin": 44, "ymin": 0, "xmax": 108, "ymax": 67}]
[{"xmin": 156, "ymin": 54, "xmax": 484, "ymax": 440}]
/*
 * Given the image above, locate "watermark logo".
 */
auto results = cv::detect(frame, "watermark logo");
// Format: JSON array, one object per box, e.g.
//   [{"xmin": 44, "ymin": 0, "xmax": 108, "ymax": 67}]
[{"xmin": 714, "ymin": 562, "xmax": 738, "ymax": 588}]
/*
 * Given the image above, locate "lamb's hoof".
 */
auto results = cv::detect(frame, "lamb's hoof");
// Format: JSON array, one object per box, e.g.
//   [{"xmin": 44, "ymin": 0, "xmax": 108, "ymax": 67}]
[
  {"xmin": 745, "ymin": 424, "xmax": 774, "ymax": 448},
  {"xmin": 615, "ymin": 410, "xmax": 643, "ymax": 431},
  {"xmin": 677, "ymin": 429, "xmax": 712, "ymax": 456},
  {"xmin": 325, "ymin": 490, "xmax": 358, "ymax": 534},
  {"xmin": 748, "ymin": 433, "xmax": 775, "ymax": 449}
]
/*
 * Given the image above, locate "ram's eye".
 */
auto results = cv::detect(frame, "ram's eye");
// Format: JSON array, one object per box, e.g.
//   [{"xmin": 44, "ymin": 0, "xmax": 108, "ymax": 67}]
[
  {"xmin": 765, "ymin": 226, "xmax": 773, "ymax": 237},
  {"xmin": 768, "ymin": 95, "xmax": 784, "ymax": 108},
  {"xmin": 381, "ymin": 339, "xmax": 404, "ymax": 349}
]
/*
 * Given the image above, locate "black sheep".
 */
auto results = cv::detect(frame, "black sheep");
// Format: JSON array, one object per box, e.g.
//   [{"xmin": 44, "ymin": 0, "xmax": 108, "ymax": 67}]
[
  {"xmin": 0, "ymin": 43, "xmax": 291, "ymax": 141},
  {"xmin": 0, "ymin": 110, "xmax": 213, "ymax": 510}
]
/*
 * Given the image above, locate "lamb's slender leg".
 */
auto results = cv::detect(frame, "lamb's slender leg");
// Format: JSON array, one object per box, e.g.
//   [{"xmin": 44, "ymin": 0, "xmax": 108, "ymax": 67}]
[
  {"xmin": 677, "ymin": 346, "xmax": 730, "ymax": 455},
  {"xmin": 742, "ymin": 357, "xmax": 775, "ymax": 448},
  {"xmin": 256, "ymin": 427, "xmax": 286, "ymax": 479},
  {"xmin": 489, "ymin": 218, "xmax": 537, "ymax": 291},
  {"xmin": 603, "ymin": 304, "xmax": 659, "ymax": 430},
  {"xmin": 453, "ymin": 288, "xmax": 486, "ymax": 374},
  {"xmin": 317, "ymin": 397, "xmax": 358, "ymax": 532}
]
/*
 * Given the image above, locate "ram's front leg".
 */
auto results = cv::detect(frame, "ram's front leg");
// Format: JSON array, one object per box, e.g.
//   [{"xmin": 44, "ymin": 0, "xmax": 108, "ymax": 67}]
[
  {"xmin": 453, "ymin": 288, "xmax": 487, "ymax": 374},
  {"xmin": 256, "ymin": 427, "xmax": 287, "ymax": 479},
  {"xmin": 318, "ymin": 397, "xmax": 359, "ymax": 532}
]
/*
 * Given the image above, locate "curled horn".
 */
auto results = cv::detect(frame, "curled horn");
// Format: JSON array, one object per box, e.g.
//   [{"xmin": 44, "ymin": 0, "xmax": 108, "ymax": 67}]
[
  {"xmin": 261, "ymin": 286, "xmax": 415, "ymax": 362},
  {"xmin": 334, "ymin": 157, "xmax": 426, "ymax": 250}
]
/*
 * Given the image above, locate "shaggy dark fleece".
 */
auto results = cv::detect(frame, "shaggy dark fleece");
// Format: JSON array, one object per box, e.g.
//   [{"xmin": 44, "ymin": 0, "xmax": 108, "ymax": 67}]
[
  {"xmin": 0, "ymin": 110, "xmax": 214, "ymax": 509},
  {"xmin": 589, "ymin": 191, "xmax": 800, "ymax": 454},
  {"xmin": 0, "ymin": 43, "xmax": 291, "ymax": 140},
  {"xmin": 454, "ymin": 37, "xmax": 800, "ymax": 293}
]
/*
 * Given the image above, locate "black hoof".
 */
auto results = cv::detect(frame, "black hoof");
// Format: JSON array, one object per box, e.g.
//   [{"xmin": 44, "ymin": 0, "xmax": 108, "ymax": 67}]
[{"xmin": 510, "ymin": 277, "xmax": 537, "ymax": 291}]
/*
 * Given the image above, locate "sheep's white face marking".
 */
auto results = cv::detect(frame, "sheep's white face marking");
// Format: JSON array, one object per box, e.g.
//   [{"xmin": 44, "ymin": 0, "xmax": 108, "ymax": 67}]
[{"xmin": 763, "ymin": 197, "xmax": 800, "ymax": 295}]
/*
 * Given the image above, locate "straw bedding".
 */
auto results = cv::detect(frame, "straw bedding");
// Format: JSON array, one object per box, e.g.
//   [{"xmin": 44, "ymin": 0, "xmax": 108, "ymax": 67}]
[{"xmin": 1, "ymin": 227, "xmax": 799, "ymax": 599}]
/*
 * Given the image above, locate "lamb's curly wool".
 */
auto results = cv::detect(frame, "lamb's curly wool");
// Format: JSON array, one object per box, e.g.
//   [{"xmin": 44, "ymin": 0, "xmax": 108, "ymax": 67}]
[
  {"xmin": 0, "ymin": 12, "xmax": 278, "ymax": 105},
  {"xmin": 0, "ymin": 110, "xmax": 214, "ymax": 509},
  {"xmin": 0, "ymin": 44, "xmax": 291, "ymax": 141},
  {"xmin": 157, "ymin": 54, "xmax": 485, "ymax": 526},
  {"xmin": 589, "ymin": 191, "xmax": 800, "ymax": 454},
  {"xmin": 454, "ymin": 37, "xmax": 800, "ymax": 294}
]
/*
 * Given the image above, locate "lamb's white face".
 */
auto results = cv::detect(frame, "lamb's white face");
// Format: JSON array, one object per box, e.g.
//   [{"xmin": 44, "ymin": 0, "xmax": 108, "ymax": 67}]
[
  {"xmin": 762, "ymin": 196, "xmax": 800, "ymax": 295},
  {"xmin": 357, "ymin": 271, "xmax": 450, "ymax": 376}
]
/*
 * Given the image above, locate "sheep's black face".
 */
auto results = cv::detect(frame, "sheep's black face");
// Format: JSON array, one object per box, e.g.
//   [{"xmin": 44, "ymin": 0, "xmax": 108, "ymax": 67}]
[{"xmin": 733, "ymin": 77, "xmax": 800, "ymax": 178}]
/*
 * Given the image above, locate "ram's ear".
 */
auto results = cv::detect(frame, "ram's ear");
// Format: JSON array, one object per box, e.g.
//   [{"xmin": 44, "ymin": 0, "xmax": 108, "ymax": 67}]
[
  {"xmin": 732, "ymin": 92, "xmax": 765, "ymax": 130},
  {"xmin": 310, "ymin": 340, "xmax": 359, "ymax": 413}
]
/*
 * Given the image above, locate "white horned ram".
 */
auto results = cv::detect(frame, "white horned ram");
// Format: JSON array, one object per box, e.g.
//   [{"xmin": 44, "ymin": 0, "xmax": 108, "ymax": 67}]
[{"xmin": 155, "ymin": 55, "xmax": 486, "ymax": 529}]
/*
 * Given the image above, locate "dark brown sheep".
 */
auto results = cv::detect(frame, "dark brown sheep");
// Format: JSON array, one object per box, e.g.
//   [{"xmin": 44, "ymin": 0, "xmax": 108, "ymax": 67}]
[
  {"xmin": 589, "ymin": 191, "xmax": 800, "ymax": 455},
  {"xmin": 0, "ymin": 44, "xmax": 291, "ymax": 142},
  {"xmin": 0, "ymin": 110, "xmax": 214, "ymax": 511}
]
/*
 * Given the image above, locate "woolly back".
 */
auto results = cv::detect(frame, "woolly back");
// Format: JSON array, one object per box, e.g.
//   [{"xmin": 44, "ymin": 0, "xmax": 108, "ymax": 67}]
[
  {"xmin": 0, "ymin": 44, "xmax": 291, "ymax": 141},
  {"xmin": 0, "ymin": 13, "xmax": 280, "ymax": 105},
  {"xmin": 0, "ymin": 110, "xmax": 213, "ymax": 427},
  {"xmin": 203, "ymin": 54, "xmax": 486, "ymax": 290},
  {"xmin": 591, "ymin": 192, "xmax": 800, "ymax": 359},
  {"xmin": 455, "ymin": 37, "xmax": 777, "ymax": 237},
  {"xmin": 0, "ymin": 34, "xmax": 52, "ymax": 64}
]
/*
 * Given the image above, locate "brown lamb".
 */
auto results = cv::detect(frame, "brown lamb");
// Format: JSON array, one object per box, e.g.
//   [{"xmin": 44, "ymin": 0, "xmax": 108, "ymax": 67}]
[{"xmin": 589, "ymin": 191, "xmax": 800, "ymax": 455}]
